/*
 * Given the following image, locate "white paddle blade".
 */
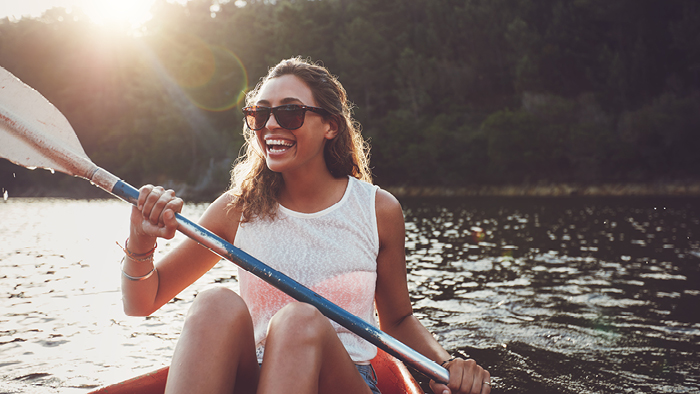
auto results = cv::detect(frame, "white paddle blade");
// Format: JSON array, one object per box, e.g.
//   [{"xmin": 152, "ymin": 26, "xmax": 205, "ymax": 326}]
[{"xmin": 0, "ymin": 66, "xmax": 95, "ymax": 178}]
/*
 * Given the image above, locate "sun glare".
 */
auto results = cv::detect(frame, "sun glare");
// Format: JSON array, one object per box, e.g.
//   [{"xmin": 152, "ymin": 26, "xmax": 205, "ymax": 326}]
[{"xmin": 81, "ymin": 0, "xmax": 154, "ymax": 30}]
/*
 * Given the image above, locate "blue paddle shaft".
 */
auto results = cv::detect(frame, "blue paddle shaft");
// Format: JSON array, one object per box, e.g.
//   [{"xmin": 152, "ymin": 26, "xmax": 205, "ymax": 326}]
[{"xmin": 111, "ymin": 180, "xmax": 450, "ymax": 383}]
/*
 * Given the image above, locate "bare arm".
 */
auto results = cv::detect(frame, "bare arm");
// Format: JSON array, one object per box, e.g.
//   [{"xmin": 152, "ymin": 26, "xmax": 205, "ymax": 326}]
[
  {"xmin": 373, "ymin": 189, "xmax": 491, "ymax": 394},
  {"xmin": 121, "ymin": 186, "xmax": 241, "ymax": 316}
]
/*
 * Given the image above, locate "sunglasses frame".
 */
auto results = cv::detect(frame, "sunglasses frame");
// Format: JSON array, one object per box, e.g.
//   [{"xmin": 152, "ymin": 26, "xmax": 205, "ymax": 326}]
[{"xmin": 242, "ymin": 104, "xmax": 330, "ymax": 131}]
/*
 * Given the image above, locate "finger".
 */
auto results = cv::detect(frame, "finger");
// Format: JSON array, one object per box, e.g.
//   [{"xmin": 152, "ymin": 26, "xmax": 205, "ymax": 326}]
[
  {"xmin": 467, "ymin": 365, "xmax": 489, "ymax": 394},
  {"xmin": 479, "ymin": 370, "xmax": 491, "ymax": 394},
  {"xmin": 142, "ymin": 186, "xmax": 165, "ymax": 223},
  {"xmin": 163, "ymin": 191, "xmax": 181, "ymax": 219},
  {"xmin": 149, "ymin": 189, "xmax": 176, "ymax": 225},
  {"xmin": 450, "ymin": 360, "xmax": 469, "ymax": 393},
  {"xmin": 163, "ymin": 198, "xmax": 183, "ymax": 221},
  {"xmin": 137, "ymin": 184, "xmax": 154, "ymax": 210},
  {"xmin": 428, "ymin": 379, "xmax": 450, "ymax": 394},
  {"xmin": 167, "ymin": 195, "xmax": 184, "ymax": 214},
  {"xmin": 141, "ymin": 186, "xmax": 162, "ymax": 217},
  {"xmin": 160, "ymin": 210, "xmax": 178, "ymax": 239},
  {"xmin": 470, "ymin": 374, "xmax": 481, "ymax": 394},
  {"xmin": 161, "ymin": 199, "xmax": 183, "ymax": 239}
]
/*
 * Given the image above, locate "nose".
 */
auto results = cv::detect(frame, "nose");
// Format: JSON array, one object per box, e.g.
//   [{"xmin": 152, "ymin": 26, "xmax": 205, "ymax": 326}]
[{"xmin": 266, "ymin": 111, "xmax": 282, "ymax": 129}]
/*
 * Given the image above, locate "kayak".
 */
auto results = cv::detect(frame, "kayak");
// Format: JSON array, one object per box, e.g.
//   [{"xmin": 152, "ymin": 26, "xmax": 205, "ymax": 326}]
[{"xmin": 89, "ymin": 349, "xmax": 423, "ymax": 394}]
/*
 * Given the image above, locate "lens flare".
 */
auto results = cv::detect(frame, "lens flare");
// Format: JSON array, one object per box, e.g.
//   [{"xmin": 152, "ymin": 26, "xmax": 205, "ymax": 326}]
[
  {"xmin": 149, "ymin": 31, "xmax": 248, "ymax": 112},
  {"xmin": 185, "ymin": 46, "xmax": 248, "ymax": 112}
]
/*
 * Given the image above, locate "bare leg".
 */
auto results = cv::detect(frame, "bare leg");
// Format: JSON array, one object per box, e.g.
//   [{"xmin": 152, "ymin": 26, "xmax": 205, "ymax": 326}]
[
  {"xmin": 165, "ymin": 287, "xmax": 259, "ymax": 394},
  {"xmin": 257, "ymin": 303, "xmax": 372, "ymax": 394}
]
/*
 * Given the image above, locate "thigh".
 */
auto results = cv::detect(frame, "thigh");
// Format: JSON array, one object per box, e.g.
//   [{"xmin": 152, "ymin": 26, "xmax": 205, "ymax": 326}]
[
  {"xmin": 317, "ymin": 347, "xmax": 374, "ymax": 394},
  {"xmin": 259, "ymin": 303, "xmax": 372, "ymax": 394},
  {"xmin": 166, "ymin": 287, "xmax": 259, "ymax": 394}
]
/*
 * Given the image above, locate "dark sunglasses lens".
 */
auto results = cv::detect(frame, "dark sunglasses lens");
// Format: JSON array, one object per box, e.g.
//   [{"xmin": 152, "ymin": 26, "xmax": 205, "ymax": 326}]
[
  {"xmin": 245, "ymin": 108, "xmax": 271, "ymax": 130},
  {"xmin": 274, "ymin": 106, "xmax": 305, "ymax": 130}
]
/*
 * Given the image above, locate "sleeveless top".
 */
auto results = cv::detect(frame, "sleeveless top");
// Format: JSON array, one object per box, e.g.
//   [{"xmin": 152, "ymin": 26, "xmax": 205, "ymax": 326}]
[{"xmin": 233, "ymin": 176, "xmax": 380, "ymax": 364}]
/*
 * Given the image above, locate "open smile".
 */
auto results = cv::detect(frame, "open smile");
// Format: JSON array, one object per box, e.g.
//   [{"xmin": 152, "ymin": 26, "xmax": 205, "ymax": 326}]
[{"xmin": 266, "ymin": 139, "xmax": 296, "ymax": 154}]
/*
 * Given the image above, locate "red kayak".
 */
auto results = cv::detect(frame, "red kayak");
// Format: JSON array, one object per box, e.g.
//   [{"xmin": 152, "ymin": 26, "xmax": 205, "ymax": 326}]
[{"xmin": 89, "ymin": 349, "xmax": 423, "ymax": 394}]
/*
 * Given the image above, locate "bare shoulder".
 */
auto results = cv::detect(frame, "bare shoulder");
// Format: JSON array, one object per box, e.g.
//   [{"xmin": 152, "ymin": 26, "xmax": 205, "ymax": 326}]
[
  {"xmin": 208, "ymin": 191, "xmax": 240, "ymax": 212},
  {"xmin": 375, "ymin": 188, "xmax": 405, "ymax": 247},
  {"xmin": 200, "ymin": 192, "xmax": 243, "ymax": 242},
  {"xmin": 375, "ymin": 188, "xmax": 402, "ymax": 216},
  {"xmin": 375, "ymin": 187, "xmax": 401, "ymax": 211}
]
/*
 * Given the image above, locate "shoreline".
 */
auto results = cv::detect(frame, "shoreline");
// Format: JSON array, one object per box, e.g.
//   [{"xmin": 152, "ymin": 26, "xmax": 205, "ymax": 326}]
[
  {"xmin": 385, "ymin": 181, "xmax": 700, "ymax": 198},
  {"xmin": 4, "ymin": 181, "xmax": 700, "ymax": 201}
]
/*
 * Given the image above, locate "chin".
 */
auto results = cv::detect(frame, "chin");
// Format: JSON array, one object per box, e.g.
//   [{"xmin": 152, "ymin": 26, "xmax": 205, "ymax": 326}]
[{"xmin": 265, "ymin": 157, "xmax": 285, "ymax": 174}]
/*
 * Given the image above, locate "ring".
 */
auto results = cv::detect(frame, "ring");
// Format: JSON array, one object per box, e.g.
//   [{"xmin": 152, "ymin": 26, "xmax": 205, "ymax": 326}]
[{"xmin": 483, "ymin": 382, "xmax": 491, "ymax": 386}]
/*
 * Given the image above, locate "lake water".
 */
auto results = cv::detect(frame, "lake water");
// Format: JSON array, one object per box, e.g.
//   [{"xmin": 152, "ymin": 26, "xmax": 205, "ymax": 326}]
[{"xmin": 1, "ymin": 197, "xmax": 699, "ymax": 393}]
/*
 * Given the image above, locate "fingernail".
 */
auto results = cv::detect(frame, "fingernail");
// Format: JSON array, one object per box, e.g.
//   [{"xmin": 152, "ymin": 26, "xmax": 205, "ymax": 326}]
[{"xmin": 442, "ymin": 390, "xmax": 449, "ymax": 394}]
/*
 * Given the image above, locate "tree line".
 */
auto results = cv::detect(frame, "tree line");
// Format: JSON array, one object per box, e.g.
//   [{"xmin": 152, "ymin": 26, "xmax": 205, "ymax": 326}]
[{"xmin": 1, "ymin": 0, "xmax": 699, "ymax": 199}]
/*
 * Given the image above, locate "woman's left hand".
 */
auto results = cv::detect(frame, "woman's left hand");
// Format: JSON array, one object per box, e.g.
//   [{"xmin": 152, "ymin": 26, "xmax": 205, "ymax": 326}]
[{"xmin": 429, "ymin": 358, "xmax": 491, "ymax": 394}]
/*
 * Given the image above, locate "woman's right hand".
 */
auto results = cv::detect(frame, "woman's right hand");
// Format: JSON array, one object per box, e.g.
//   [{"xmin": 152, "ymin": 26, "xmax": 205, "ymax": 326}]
[{"xmin": 129, "ymin": 185, "xmax": 183, "ymax": 250}]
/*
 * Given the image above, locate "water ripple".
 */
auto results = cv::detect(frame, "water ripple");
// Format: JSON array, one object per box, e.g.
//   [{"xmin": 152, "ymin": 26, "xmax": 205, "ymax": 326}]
[
  {"xmin": 404, "ymin": 197, "xmax": 700, "ymax": 393},
  {"xmin": 2, "ymin": 197, "xmax": 699, "ymax": 393}
]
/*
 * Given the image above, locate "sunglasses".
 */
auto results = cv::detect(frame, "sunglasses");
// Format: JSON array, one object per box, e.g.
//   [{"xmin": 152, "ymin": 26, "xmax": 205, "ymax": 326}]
[{"xmin": 242, "ymin": 104, "xmax": 330, "ymax": 131}]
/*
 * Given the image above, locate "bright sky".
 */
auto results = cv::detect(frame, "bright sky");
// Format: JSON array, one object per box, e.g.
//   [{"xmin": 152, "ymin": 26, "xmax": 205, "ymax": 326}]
[{"xmin": 0, "ymin": 0, "xmax": 192, "ymax": 28}]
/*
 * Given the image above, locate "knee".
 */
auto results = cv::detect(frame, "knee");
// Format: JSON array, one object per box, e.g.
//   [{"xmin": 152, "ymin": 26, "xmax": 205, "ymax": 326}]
[
  {"xmin": 184, "ymin": 287, "xmax": 250, "ymax": 331},
  {"xmin": 268, "ymin": 302, "xmax": 329, "ymax": 342}
]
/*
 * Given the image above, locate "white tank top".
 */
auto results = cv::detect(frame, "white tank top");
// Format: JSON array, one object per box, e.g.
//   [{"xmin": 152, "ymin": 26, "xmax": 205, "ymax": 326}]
[{"xmin": 234, "ymin": 176, "xmax": 380, "ymax": 364}]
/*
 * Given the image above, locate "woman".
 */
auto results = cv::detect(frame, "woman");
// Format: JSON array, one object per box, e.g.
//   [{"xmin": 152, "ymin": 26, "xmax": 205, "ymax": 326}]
[{"xmin": 120, "ymin": 57, "xmax": 491, "ymax": 394}]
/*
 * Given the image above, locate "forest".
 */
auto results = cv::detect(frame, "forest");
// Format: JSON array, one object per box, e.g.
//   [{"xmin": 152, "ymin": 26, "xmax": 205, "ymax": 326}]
[{"xmin": 1, "ymin": 0, "xmax": 699, "ymax": 199}]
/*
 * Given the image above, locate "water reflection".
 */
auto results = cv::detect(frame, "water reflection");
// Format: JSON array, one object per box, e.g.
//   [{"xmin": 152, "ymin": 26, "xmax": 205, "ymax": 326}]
[
  {"xmin": 0, "ymin": 199, "xmax": 222, "ymax": 393},
  {"xmin": 1, "ymin": 197, "xmax": 699, "ymax": 393},
  {"xmin": 403, "ymin": 197, "xmax": 700, "ymax": 393}
]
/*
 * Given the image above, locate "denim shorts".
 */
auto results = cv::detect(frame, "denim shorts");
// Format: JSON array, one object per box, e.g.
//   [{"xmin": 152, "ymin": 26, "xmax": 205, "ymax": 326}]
[
  {"xmin": 356, "ymin": 364, "xmax": 381, "ymax": 394},
  {"xmin": 256, "ymin": 363, "xmax": 380, "ymax": 393}
]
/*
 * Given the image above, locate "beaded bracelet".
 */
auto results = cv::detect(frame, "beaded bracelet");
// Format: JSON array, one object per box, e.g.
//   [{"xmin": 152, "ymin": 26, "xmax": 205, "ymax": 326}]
[
  {"xmin": 125, "ymin": 252, "xmax": 155, "ymax": 263},
  {"xmin": 120, "ymin": 256, "xmax": 157, "ymax": 281},
  {"xmin": 119, "ymin": 238, "xmax": 157, "ymax": 262}
]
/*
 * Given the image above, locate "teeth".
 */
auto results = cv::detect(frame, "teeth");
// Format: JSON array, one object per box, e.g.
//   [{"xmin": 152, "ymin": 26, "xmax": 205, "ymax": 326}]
[{"xmin": 266, "ymin": 139, "xmax": 294, "ymax": 147}]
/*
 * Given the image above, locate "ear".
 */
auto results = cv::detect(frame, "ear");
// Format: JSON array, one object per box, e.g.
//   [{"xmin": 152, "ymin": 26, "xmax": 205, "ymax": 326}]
[{"xmin": 324, "ymin": 116, "xmax": 340, "ymax": 140}]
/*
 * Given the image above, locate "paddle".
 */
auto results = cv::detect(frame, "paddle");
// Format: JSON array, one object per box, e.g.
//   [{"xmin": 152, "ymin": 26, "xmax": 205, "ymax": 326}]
[{"xmin": 0, "ymin": 67, "xmax": 450, "ymax": 384}]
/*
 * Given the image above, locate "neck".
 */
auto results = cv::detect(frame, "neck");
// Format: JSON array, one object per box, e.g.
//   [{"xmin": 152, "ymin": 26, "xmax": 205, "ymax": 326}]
[{"xmin": 278, "ymin": 168, "xmax": 348, "ymax": 213}]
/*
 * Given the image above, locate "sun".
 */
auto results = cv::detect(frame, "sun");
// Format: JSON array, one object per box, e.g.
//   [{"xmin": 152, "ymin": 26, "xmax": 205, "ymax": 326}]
[{"xmin": 81, "ymin": 0, "xmax": 155, "ymax": 30}]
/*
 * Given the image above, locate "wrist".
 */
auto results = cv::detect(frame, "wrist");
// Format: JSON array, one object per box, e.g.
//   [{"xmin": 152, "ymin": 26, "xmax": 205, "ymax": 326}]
[
  {"xmin": 122, "ymin": 236, "xmax": 157, "ymax": 264},
  {"xmin": 126, "ymin": 232, "xmax": 157, "ymax": 255},
  {"xmin": 440, "ymin": 356, "xmax": 458, "ymax": 367},
  {"xmin": 121, "ymin": 256, "xmax": 157, "ymax": 281}
]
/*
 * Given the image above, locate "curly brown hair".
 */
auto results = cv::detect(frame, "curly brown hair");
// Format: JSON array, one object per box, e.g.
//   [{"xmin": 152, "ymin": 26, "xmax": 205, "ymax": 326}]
[{"xmin": 227, "ymin": 57, "xmax": 372, "ymax": 222}]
